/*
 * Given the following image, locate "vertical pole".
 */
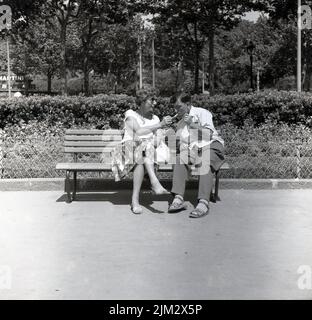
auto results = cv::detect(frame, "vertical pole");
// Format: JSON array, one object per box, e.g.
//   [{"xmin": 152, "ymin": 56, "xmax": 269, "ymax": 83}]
[
  {"xmin": 202, "ymin": 60, "xmax": 205, "ymax": 93},
  {"xmin": 152, "ymin": 37, "xmax": 155, "ymax": 89},
  {"xmin": 250, "ymin": 53, "xmax": 254, "ymax": 90},
  {"xmin": 296, "ymin": 144, "xmax": 301, "ymax": 179},
  {"xmin": 6, "ymin": 35, "xmax": 11, "ymax": 99},
  {"xmin": 0, "ymin": 129, "xmax": 3, "ymax": 179},
  {"xmin": 139, "ymin": 41, "xmax": 143, "ymax": 89},
  {"xmin": 257, "ymin": 69, "xmax": 260, "ymax": 92},
  {"xmin": 298, "ymin": 0, "xmax": 302, "ymax": 92}
]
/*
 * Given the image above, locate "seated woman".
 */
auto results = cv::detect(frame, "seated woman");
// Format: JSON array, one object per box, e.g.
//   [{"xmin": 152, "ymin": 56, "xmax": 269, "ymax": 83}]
[{"xmin": 112, "ymin": 93, "xmax": 172, "ymax": 214}]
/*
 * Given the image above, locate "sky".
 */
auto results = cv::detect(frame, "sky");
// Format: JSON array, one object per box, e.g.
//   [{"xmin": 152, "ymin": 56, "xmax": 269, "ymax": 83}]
[
  {"xmin": 142, "ymin": 11, "xmax": 263, "ymax": 27},
  {"xmin": 244, "ymin": 11, "xmax": 262, "ymax": 22}
]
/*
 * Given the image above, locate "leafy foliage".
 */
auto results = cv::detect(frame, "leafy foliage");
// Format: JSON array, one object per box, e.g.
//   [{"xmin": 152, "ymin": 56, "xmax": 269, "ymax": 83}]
[{"xmin": 2, "ymin": 91, "xmax": 312, "ymax": 131}]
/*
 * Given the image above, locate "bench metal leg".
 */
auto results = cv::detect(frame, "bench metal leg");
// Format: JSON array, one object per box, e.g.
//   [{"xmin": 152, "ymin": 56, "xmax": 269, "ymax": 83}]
[
  {"xmin": 72, "ymin": 171, "xmax": 77, "ymax": 201},
  {"xmin": 65, "ymin": 170, "xmax": 72, "ymax": 203},
  {"xmin": 209, "ymin": 170, "xmax": 221, "ymax": 203},
  {"xmin": 214, "ymin": 170, "xmax": 221, "ymax": 202}
]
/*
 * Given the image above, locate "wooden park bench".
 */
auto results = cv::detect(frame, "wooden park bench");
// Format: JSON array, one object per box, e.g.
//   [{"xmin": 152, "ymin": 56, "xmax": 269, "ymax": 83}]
[{"xmin": 56, "ymin": 129, "xmax": 229, "ymax": 203}]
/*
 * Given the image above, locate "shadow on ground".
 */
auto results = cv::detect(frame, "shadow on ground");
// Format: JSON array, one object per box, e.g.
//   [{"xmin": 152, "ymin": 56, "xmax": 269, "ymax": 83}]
[{"xmin": 56, "ymin": 191, "xmax": 199, "ymax": 214}]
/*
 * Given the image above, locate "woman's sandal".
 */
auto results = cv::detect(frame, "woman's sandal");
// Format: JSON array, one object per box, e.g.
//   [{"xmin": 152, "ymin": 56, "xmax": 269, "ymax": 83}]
[
  {"xmin": 168, "ymin": 196, "xmax": 187, "ymax": 213},
  {"xmin": 189, "ymin": 200, "xmax": 210, "ymax": 219},
  {"xmin": 131, "ymin": 204, "xmax": 143, "ymax": 215}
]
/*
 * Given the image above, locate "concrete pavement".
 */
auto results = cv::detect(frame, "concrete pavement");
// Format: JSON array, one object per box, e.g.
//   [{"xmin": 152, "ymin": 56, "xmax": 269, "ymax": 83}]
[{"xmin": 0, "ymin": 189, "xmax": 312, "ymax": 300}]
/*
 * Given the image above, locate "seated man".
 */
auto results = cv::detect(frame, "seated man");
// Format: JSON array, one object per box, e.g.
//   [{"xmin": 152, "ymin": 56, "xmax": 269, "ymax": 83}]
[{"xmin": 168, "ymin": 93, "xmax": 225, "ymax": 218}]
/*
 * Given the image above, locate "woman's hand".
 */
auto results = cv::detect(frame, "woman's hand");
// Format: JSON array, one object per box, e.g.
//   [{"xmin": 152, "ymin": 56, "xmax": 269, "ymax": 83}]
[{"xmin": 161, "ymin": 116, "xmax": 172, "ymax": 127}]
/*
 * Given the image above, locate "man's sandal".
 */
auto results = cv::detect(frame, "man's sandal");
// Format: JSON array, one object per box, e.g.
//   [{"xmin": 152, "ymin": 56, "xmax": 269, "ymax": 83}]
[
  {"xmin": 168, "ymin": 195, "xmax": 187, "ymax": 213},
  {"xmin": 189, "ymin": 200, "xmax": 210, "ymax": 219}
]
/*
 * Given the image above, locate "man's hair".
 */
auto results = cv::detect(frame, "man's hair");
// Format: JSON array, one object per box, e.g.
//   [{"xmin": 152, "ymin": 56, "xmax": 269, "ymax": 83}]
[{"xmin": 170, "ymin": 93, "xmax": 192, "ymax": 105}]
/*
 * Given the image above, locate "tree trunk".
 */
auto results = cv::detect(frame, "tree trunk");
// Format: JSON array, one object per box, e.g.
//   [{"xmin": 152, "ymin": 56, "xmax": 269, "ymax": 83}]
[
  {"xmin": 175, "ymin": 62, "xmax": 180, "ymax": 92},
  {"xmin": 83, "ymin": 58, "xmax": 90, "ymax": 96},
  {"xmin": 24, "ymin": 77, "xmax": 29, "ymax": 96},
  {"xmin": 60, "ymin": 25, "xmax": 68, "ymax": 96},
  {"xmin": 208, "ymin": 29, "xmax": 215, "ymax": 95},
  {"xmin": 303, "ymin": 42, "xmax": 312, "ymax": 91},
  {"xmin": 47, "ymin": 72, "xmax": 52, "ymax": 93}
]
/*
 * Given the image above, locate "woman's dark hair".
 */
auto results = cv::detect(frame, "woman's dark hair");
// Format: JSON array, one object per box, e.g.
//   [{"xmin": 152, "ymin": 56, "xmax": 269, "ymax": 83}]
[
  {"xmin": 135, "ymin": 89, "xmax": 156, "ymax": 107},
  {"xmin": 170, "ymin": 93, "xmax": 192, "ymax": 105}
]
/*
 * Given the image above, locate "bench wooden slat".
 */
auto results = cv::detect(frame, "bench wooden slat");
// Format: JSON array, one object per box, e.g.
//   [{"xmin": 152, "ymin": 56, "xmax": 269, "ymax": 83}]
[
  {"xmin": 56, "ymin": 163, "xmax": 112, "ymax": 171},
  {"xmin": 65, "ymin": 135, "xmax": 122, "ymax": 141},
  {"xmin": 64, "ymin": 147, "xmax": 114, "ymax": 153},
  {"xmin": 66, "ymin": 129, "xmax": 122, "ymax": 135},
  {"xmin": 56, "ymin": 162, "xmax": 230, "ymax": 172},
  {"xmin": 157, "ymin": 164, "xmax": 173, "ymax": 171},
  {"xmin": 64, "ymin": 141, "xmax": 121, "ymax": 147},
  {"xmin": 158, "ymin": 162, "xmax": 230, "ymax": 171}
]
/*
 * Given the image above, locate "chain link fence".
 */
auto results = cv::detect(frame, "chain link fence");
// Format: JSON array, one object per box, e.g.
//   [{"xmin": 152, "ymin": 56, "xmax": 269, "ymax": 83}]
[{"xmin": 1, "ymin": 131, "xmax": 311, "ymax": 179}]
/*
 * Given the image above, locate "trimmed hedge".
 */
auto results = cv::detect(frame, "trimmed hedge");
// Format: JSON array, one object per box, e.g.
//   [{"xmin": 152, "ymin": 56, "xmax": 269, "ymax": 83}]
[
  {"xmin": 1, "ymin": 90, "xmax": 312, "ymax": 130},
  {"xmin": 0, "ymin": 94, "xmax": 138, "ymax": 130},
  {"xmin": 192, "ymin": 90, "xmax": 312, "ymax": 127}
]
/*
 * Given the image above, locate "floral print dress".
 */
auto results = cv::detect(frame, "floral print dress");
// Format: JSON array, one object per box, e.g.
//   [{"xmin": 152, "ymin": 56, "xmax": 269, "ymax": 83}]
[{"xmin": 111, "ymin": 110, "xmax": 160, "ymax": 181}]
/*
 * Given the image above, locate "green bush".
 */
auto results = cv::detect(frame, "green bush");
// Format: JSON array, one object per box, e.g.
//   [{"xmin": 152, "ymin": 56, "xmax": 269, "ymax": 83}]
[
  {"xmin": 0, "ymin": 94, "xmax": 137, "ymax": 130},
  {"xmin": 1, "ymin": 90, "xmax": 312, "ymax": 130},
  {"xmin": 192, "ymin": 90, "xmax": 312, "ymax": 127}
]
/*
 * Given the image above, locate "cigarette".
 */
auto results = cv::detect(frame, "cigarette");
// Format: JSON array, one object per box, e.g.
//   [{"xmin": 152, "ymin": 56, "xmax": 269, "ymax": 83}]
[{"xmin": 172, "ymin": 114, "xmax": 178, "ymax": 120}]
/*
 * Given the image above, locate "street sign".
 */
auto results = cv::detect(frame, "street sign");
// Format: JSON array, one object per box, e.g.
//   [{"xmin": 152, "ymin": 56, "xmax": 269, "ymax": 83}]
[{"xmin": 0, "ymin": 1, "xmax": 12, "ymax": 31}]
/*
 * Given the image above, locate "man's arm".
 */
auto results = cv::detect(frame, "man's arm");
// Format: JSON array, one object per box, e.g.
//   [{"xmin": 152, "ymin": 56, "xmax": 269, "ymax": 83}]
[{"xmin": 184, "ymin": 115, "xmax": 213, "ymax": 140}]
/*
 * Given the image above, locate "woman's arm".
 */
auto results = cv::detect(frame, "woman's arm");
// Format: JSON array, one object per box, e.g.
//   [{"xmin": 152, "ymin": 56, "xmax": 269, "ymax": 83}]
[{"xmin": 125, "ymin": 116, "xmax": 172, "ymax": 138}]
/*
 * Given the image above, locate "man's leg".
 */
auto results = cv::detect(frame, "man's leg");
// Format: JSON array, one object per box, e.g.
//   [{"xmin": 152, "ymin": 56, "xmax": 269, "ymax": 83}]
[
  {"xmin": 198, "ymin": 169, "xmax": 214, "ymax": 202},
  {"xmin": 190, "ymin": 142, "xmax": 224, "ymax": 218},
  {"xmin": 169, "ymin": 158, "xmax": 189, "ymax": 213},
  {"xmin": 188, "ymin": 168, "xmax": 213, "ymax": 218},
  {"xmin": 171, "ymin": 162, "xmax": 189, "ymax": 198}
]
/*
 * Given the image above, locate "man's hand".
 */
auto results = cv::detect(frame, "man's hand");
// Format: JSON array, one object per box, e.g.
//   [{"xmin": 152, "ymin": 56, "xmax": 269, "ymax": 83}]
[
  {"xmin": 183, "ymin": 114, "xmax": 193, "ymax": 125},
  {"xmin": 161, "ymin": 116, "xmax": 172, "ymax": 127}
]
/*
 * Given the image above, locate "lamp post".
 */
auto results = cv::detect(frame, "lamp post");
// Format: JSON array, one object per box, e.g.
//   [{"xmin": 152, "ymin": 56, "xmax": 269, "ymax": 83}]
[
  {"xmin": 0, "ymin": 1, "xmax": 12, "ymax": 98},
  {"xmin": 139, "ymin": 38, "xmax": 143, "ymax": 90},
  {"xmin": 298, "ymin": 0, "xmax": 302, "ymax": 92},
  {"xmin": 202, "ymin": 60, "xmax": 205, "ymax": 94},
  {"xmin": 152, "ymin": 34, "xmax": 155, "ymax": 89},
  {"xmin": 247, "ymin": 40, "xmax": 256, "ymax": 91},
  {"xmin": 137, "ymin": 17, "xmax": 144, "ymax": 90}
]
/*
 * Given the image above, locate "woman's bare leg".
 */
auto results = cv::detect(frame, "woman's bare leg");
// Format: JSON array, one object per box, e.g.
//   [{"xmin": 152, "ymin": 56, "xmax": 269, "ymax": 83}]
[
  {"xmin": 132, "ymin": 164, "xmax": 144, "ymax": 211},
  {"xmin": 143, "ymin": 158, "xmax": 169, "ymax": 194}
]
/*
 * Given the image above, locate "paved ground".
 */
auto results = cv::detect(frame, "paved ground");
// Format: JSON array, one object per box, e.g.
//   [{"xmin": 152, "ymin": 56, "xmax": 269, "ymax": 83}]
[{"xmin": 0, "ymin": 189, "xmax": 312, "ymax": 300}]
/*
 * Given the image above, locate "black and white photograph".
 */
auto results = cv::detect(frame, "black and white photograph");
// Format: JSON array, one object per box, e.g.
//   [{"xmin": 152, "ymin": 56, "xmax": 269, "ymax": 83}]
[{"xmin": 0, "ymin": 0, "xmax": 312, "ymax": 303}]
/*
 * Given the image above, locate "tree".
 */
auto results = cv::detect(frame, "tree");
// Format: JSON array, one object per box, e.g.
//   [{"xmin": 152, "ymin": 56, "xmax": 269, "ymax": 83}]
[
  {"xmin": 40, "ymin": 0, "xmax": 80, "ymax": 95},
  {"xmin": 92, "ymin": 21, "xmax": 139, "ymax": 93},
  {"xmin": 149, "ymin": 0, "xmax": 268, "ymax": 94},
  {"xmin": 207, "ymin": 17, "xmax": 282, "ymax": 93},
  {"xmin": 266, "ymin": 0, "xmax": 312, "ymax": 91},
  {"xmin": 69, "ymin": 0, "xmax": 132, "ymax": 95}
]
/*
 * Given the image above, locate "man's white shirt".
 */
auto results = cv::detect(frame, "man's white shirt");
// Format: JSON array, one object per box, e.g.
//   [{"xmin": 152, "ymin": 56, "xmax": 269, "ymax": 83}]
[{"xmin": 176, "ymin": 106, "xmax": 224, "ymax": 150}]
